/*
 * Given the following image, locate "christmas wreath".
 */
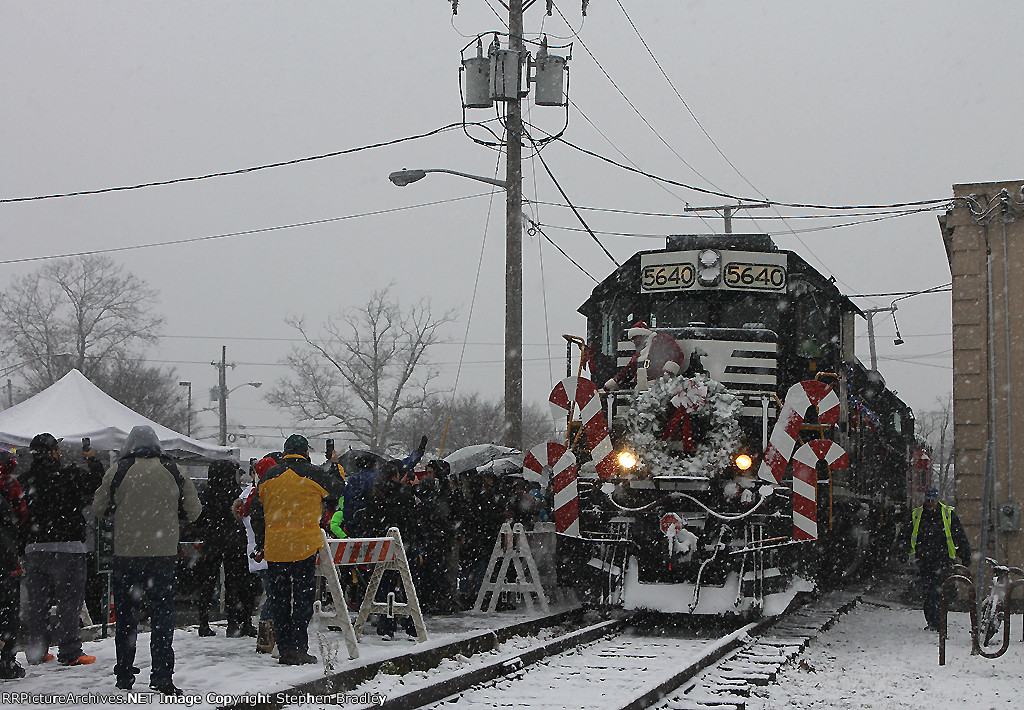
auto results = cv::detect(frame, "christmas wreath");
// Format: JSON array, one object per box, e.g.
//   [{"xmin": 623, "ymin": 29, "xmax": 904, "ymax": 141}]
[{"xmin": 621, "ymin": 372, "xmax": 745, "ymax": 478}]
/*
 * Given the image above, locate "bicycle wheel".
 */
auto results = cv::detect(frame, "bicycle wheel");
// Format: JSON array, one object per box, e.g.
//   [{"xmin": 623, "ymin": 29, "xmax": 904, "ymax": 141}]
[{"xmin": 980, "ymin": 596, "xmax": 1000, "ymax": 646}]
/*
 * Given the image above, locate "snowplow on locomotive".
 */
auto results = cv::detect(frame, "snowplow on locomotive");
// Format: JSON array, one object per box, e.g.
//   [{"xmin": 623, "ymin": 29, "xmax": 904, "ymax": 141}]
[{"xmin": 538, "ymin": 233, "xmax": 915, "ymax": 616}]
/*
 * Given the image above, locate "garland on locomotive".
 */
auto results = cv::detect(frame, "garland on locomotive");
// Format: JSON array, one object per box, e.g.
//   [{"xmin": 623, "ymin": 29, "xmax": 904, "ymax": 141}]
[{"xmin": 553, "ymin": 233, "xmax": 914, "ymax": 615}]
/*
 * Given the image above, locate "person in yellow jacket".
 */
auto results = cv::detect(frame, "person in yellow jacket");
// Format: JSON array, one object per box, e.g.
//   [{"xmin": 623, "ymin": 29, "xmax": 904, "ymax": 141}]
[
  {"xmin": 909, "ymin": 487, "xmax": 971, "ymax": 631},
  {"xmin": 251, "ymin": 434, "xmax": 344, "ymax": 665}
]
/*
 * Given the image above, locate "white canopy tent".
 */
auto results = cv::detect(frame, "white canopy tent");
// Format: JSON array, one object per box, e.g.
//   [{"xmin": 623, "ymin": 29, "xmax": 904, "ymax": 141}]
[{"xmin": 0, "ymin": 369, "xmax": 238, "ymax": 463}]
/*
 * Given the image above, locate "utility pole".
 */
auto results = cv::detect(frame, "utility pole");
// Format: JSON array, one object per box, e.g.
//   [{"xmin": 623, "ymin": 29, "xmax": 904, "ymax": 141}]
[
  {"xmin": 683, "ymin": 203, "xmax": 771, "ymax": 233},
  {"xmin": 448, "ymin": 0, "xmax": 577, "ymax": 449},
  {"xmin": 216, "ymin": 346, "xmax": 228, "ymax": 447},
  {"xmin": 504, "ymin": 0, "xmax": 524, "ymax": 450}
]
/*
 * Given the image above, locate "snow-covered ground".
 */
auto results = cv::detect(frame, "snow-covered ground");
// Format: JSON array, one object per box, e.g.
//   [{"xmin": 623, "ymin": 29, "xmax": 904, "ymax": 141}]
[
  {"xmin": 4, "ymin": 582, "xmax": 1022, "ymax": 709},
  {"xmin": 0, "ymin": 608, "xmax": 574, "ymax": 709},
  {"xmin": 750, "ymin": 598, "xmax": 1024, "ymax": 709}
]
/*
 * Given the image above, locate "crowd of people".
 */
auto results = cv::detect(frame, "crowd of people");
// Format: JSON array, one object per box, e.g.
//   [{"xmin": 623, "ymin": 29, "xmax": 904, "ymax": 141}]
[{"xmin": 0, "ymin": 428, "xmax": 548, "ymax": 696}]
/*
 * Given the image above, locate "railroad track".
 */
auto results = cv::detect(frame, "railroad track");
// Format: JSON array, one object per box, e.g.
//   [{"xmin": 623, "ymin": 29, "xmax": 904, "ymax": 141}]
[{"xmin": 288, "ymin": 589, "xmax": 863, "ymax": 710}]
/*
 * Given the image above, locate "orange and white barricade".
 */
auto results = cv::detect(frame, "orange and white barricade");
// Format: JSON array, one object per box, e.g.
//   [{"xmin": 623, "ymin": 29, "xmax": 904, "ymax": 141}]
[
  {"xmin": 475, "ymin": 522, "xmax": 549, "ymax": 614},
  {"xmin": 318, "ymin": 527, "xmax": 428, "ymax": 650}
]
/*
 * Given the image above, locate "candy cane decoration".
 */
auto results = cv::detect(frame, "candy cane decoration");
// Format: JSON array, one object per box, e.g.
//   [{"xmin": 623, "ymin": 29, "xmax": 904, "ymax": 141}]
[
  {"xmin": 757, "ymin": 380, "xmax": 841, "ymax": 484},
  {"xmin": 549, "ymin": 377, "xmax": 617, "ymax": 478},
  {"xmin": 524, "ymin": 442, "xmax": 580, "ymax": 537},
  {"xmin": 791, "ymin": 439, "xmax": 849, "ymax": 540}
]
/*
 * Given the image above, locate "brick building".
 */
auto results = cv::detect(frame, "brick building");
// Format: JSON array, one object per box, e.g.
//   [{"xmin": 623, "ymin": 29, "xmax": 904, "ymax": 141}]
[{"xmin": 940, "ymin": 180, "xmax": 1024, "ymax": 566}]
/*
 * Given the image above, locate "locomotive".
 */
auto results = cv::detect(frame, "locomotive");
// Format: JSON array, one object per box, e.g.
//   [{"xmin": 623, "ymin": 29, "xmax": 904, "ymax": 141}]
[{"xmin": 555, "ymin": 233, "xmax": 915, "ymax": 615}]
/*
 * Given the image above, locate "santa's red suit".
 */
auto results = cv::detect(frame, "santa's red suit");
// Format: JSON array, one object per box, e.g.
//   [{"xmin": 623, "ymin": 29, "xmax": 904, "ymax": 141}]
[{"xmin": 605, "ymin": 323, "xmax": 689, "ymax": 391}]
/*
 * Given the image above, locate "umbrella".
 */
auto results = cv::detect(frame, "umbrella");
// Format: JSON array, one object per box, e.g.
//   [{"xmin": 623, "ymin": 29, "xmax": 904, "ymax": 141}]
[
  {"xmin": 337, "ymin": 449, "xmax": 387, "ymax": 474},
  {"xmin": 443, "ymin": 443, "xmax": 521, "ymax": 476},
  {"xmin": 476, "ymin": 453, "xmax": 526, "ymax": 477}
]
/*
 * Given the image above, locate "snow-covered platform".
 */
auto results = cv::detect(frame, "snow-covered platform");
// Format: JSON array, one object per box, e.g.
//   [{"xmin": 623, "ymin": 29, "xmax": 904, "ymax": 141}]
[{"xmin": 0, "ymin": 604, "xmax": 582, "ymax": 709}]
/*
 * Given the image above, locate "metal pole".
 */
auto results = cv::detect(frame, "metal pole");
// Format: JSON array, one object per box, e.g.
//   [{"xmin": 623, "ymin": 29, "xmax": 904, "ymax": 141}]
[
  {"xmin": 5, "ymin": 379, "xmax": 11, "ymax": 408},
  {"xmin": 218, "ymin": 346, "xmax": 228, "ymax": 447},
  {"xmin": 504, "ymin": 0, "xmax": 524, "ymax": 450},
  {"xmin": 186, "ymin": 385, "xmax": 193, "ymax": 437},
  {"xmin": 724, "ymin": 205, "xmax": 733, "ymax": 234},
  {"xmin": 866, "ymin": 311, "xmax": 878, "ymax": 371}
]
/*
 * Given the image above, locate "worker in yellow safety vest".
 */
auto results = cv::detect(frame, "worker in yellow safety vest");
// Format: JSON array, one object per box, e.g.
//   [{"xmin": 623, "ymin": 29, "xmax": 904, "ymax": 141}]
[{"xmin": 909, "ymin": 487, "xmax": 971, "ymax": 631}]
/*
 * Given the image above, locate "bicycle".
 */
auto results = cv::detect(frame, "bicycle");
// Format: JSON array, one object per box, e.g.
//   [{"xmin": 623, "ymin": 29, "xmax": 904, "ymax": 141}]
[{"xmin": 978, "ymin": 557, "xmax": 1024, "ymax": 647}]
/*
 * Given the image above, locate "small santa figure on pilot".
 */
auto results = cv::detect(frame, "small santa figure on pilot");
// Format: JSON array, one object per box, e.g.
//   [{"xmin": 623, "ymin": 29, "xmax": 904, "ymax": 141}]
[{"xmin": 603, "ymin": 321, "xmax": 690, "ymax": 392}]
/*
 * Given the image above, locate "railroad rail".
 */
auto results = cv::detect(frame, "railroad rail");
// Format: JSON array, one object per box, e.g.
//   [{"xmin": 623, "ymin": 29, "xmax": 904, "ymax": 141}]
[{"xmin": 322, "ymin": 589, "xmax": 863, "ymax": 710}]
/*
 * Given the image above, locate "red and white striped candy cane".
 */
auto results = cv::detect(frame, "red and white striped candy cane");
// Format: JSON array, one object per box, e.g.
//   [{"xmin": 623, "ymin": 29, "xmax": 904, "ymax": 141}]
[
  {"xmin": 757, "ymin": 380, "xmax": 841, "ymax": 484},
  {"xmin": 549, "ymin": 377, "xmax": 617, "ymax": 478},
  {"xmin": 791, "ymin": 439, "xmax": 849, "ymax": 541},
  {"xmin": 524, "ymin": 442, "xmax": 580, "ymax": 537}
]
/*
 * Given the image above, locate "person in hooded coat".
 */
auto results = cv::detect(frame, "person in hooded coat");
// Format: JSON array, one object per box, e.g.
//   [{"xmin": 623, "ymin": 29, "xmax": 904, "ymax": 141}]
[
  {"xmin": 93, "ymin": 425, "xmax": 202, "ymax": 696},
  {"xmin": 195, "ymin": 460, "xmax": 253, "ymax": 638}
]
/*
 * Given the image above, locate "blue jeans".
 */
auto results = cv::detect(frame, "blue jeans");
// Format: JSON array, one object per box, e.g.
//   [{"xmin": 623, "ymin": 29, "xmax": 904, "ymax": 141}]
[
  {"xmin": 112, "ymin": 557, "xmax": 176, "ymax": 685},
  {"xmin": 920, "ymin": 562, "xmax": 951, "ymax": 628},
  {"xmin": 266, "ymin": 555, "xmax": 316, "ymax": 654}
]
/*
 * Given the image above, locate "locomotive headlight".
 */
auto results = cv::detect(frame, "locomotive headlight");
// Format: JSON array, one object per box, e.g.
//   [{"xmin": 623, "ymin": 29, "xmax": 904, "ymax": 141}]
[
  {"xmin": 734, "ymin": 453, "xmax": 753, "ymax": 471},
  {"xmin": 697, "ymin": 249, "xmax": 721, "ymax": 286},
  {"xmin": 617, "ymin": 450, "xmax": 638, "ymax": 469}
]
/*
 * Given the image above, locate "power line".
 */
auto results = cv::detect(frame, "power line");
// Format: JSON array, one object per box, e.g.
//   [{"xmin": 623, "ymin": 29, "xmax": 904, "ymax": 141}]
[
  {"xmin": 0, "ymin": 121, "xmax": 490, "ymax": 204},
  {"xmin": 534, "ymin": 205, "xmax": 940, "ymax": 238},
  {"xmin": 550, "ymin": 134, "xmax": 951, "ymax": 211},
  {"xmin": 0, "ymin": 192, "xmax": 494, "ymax": 266},
  {"xmin": 613, "ymin": 0, "xmax": 762, "ymax": 199},
  {"xmin": 528, "ymin": 134, "xmax": 619, "ymax": 266},
  {"xmin": 553, "ymin": 8, "xmax": 718, "ymax": 191},
  {"xmin": 528, "ymin": 199, "xmax": 934, "ymax": 220},
  {"xmin": 523, "ymin": 217, "xmax": 598, "ymax": 282}
]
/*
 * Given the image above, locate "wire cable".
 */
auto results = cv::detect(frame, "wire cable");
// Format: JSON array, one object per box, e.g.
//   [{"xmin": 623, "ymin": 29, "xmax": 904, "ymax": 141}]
[
  {"xmin": 550, "ymin": 134, "xmax": 952, "ymax": 211},
  {"xmin": 0, "ymin": 192, "xmax": 495, "ymax": 266},
  {"xmin": 1, "ymin": 122, "xmax": 491, "ymax": 205},
  {"xmin": 524, "ymin": 217, "xmax": 598, "ymax": 282},
  {"xmin": 527, "ymin": 132, "xmax": 619, "ymax": 265}
]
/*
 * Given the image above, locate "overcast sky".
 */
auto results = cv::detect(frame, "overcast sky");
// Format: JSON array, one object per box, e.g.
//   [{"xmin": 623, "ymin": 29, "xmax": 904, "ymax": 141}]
[{"xmin": 2, "ymin": 2, "xmax": 1021, "ymax": 450}]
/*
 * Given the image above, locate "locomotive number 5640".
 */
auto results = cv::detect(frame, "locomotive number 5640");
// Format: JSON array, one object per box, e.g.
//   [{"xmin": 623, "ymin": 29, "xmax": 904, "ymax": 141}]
[{"xmin": 724, "ymin": 262, "xmax": 786, "ymax": 291}]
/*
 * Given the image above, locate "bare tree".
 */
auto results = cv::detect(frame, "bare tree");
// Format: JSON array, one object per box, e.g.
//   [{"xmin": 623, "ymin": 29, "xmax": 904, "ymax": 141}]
[
  {"xmin": 916, "ymin": 394, "xmax": 955, "ymax": 501},
  {"xmin": 94, "ymin": 358, "xmax": 191, "ymax": 433},
  {"xmin": 268, "ymin": 287, "xmax": 456, "ymax": 452},
  {"xmin": 0, "ymin": 255, "xmax": 163, "ymax": 389},
  {"xmin": 0, "ymin": 256, "xmax": 193, "ymax": 431},
  {"xmin": 391, "ymin": 392, "xmax": 557, "ymax": 456}
]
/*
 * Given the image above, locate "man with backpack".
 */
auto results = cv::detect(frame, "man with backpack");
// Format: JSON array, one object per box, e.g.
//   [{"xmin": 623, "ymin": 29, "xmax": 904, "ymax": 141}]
[{"xmin": 93, "ymin": 425, "xmax": 202, "ymax": 696}]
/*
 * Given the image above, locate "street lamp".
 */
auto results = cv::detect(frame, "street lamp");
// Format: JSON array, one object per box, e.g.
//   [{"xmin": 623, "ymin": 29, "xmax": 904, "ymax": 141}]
[
  {"xmin": 214, "ymin": 381, "xmax": 261, "ymax": 447},
  {"xmin": 178, "ymin": 381, "xmax": 192, "ymax": 437},
  {"xmin": 390, "ymin": 165, "xmax": 523, "ymax": 448},
  {"xmin": 389, "ymin": 168, "xmax": 508, "ymax": 190}
]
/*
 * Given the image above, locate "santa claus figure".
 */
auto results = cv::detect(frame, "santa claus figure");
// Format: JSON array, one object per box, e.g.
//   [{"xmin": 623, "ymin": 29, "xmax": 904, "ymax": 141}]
[{"xmin": 604, "ymin": 321, "xmax": 689, "ymax": 392}]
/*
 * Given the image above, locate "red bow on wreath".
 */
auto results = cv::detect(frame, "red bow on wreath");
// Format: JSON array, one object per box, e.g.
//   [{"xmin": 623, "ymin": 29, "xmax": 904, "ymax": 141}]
[{"xmin": 663, "ymin": 380, "xmax": 709, "ymax": 451}]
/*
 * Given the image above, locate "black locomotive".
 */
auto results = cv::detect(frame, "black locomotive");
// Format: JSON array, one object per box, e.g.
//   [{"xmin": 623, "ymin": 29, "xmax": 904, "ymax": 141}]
[{"xmin": 558, "ymin": 233, "xmax": 915, "ymax": 614}]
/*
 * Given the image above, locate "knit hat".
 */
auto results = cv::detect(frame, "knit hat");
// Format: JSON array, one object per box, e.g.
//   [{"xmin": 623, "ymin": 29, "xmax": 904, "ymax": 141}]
[
  {"xmin": 925, "ymin": 487, "xmax": 939, "ymax": 501},
  {"xmin": 628, "ymin": 321, "xmax": 653, "ymax": 339},
  {"xmin": 283, "ymin": 434, "xmax": 309, "ymax": 454},
  {"xmin": 254, "ymin": 456, "xmax": 278, "ymax": 480}
]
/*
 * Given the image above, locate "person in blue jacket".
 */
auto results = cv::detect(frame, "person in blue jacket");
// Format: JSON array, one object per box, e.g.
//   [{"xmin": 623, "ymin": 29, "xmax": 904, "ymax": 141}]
[{"xmin": 343, "ymin": 437, "xmax": 426, "ymax": 538}]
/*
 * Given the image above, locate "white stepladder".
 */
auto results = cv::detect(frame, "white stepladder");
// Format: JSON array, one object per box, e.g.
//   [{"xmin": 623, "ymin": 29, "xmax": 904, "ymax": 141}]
[
  {"xmin": 320, "ymin": 527, "xmax": 428, "ymax": 644},
  {"xmin": 475, "ymin": 522, "xmax": 550, "ymax": 614}
]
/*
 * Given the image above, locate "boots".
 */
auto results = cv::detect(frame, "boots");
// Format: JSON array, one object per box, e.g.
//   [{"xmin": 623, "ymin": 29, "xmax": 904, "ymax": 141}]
[
  {"xmin": 255, "ymin": 620, "xmax": 275, "ymax": 653},
  {"xmin": 198, "ymin": 613, "xmax": 215, "ymax": 637}
]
